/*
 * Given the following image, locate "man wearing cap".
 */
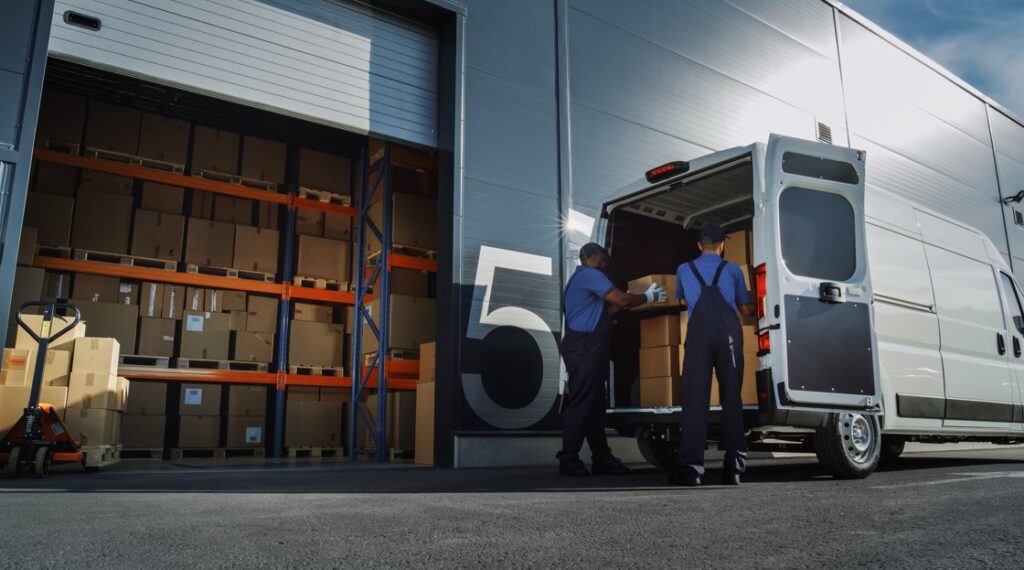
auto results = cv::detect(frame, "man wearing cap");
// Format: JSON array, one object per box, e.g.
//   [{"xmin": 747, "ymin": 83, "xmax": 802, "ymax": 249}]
[
  {"xmin": 558, "ymin": 242, "xmax": 666, "ymax": 476},
  {"xmin": 671, "ymin": 224, "xmax": 755, "ymax": 486}
]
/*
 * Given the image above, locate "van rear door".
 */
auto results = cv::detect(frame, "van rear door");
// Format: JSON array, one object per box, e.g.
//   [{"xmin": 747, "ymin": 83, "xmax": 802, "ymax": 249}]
[{"xmin": 762, "ymin": 135, "xmax": 881, "ymax": 410}]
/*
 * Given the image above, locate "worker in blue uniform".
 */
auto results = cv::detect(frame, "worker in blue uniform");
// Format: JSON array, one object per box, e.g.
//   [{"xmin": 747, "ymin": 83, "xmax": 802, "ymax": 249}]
[
  {"xmin": 558, "ymin": 243, "xmax": 666, "ymax": 476},
  {"xmin": 670, "ymin": 224, "xmax": 755, "ymax": 486}
]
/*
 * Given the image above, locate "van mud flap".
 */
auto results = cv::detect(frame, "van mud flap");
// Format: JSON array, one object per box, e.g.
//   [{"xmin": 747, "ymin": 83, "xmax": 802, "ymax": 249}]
[{"xmin": 784, "ymin": 295, "xmax": 874, "ymax": 398}]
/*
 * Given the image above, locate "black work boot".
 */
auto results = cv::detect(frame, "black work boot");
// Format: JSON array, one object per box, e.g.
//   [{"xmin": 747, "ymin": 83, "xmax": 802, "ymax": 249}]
[
  {"xmin": 668, "ymin": 469, "xmax": 701, "ymax": 487},
  {"xmin": 591, "ymin": 454, "xmax": 631, "ymax": 475},
  {"xmin": 720, "ymin": 471, "xmax": 741, "ymax": 486},
  {"xmin": 559, "ymin": 458, "xmax": 590, "ymax": 477}
]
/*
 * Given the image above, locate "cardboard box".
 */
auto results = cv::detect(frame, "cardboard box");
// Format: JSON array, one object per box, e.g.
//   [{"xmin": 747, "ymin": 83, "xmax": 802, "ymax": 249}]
[
  {"xmin": 241, "ymin": 136, "xmax": 286, "ymax": 184},
  {"xmin": 723, "ymin": 230, "xmax": 754, "ymax": 290},
  {"xmin": 79, "ymin": 170, "xmax": 133, "ymax": 195},
  {"xmin": 18, "ymin": 227, "xmax": 37, "ymax": 266},
  {"xmin": 35, "ymin": 89, "xmax": 87, "ymax": 144},
  {"xmin": 297, "ymin": 236, "xmax": 350, "ymax": 282},
  {"xmin": 67, "ymin": 372, "xmax": 118, "ymax": 410},
  {"xmin": 324, "ymin": 214, "xmax": 351, "ymax": 241},
  {"xmin": 284, "ymin": 400, "xmax": 343, "ymax": 448},
  {"xmin": 415, "ymin": 341, "xmax": 435, "ymax": 465},
  {"xmin": 640, "ymin": 315, "xmax": 680, "ymax": 348},
  {"xmin": 180, "ymin": 311, "xmax": 231, "ymax": 360},
  {"xmin": 119, "ymin": 282, "xmax": 139, "ymax": 306},
  {"xmin": 63, "ymin": 407, "xmax": 120, "ymax": 445},
  {"xmin": 228, "ymin": 385, "xmax": 266, "ymax": 416},
  {"xmin": 0, "ymin": 385, "xmax": 68, "ymax": 438},
  {"xmin": 178, "ymin": 415, "xmax": 220, "ymax": 448},
  {"xmin": 213, "ymin": 195, "xmax": 253, "ymax": 225},
  {"xmin": 138, "ymin": 112, "xmax": 189, "ymax": 165},
  {"xmin": 116, "ymin": 376, "xmax": 129, "ymax": 412},
  {"xmin": 42, "ymin": 271, "xmax": 72, "ymax": 300},
  {"xmin": 25, "ymin": 192, "xmax": 74, "ymax": 246},
  {"xmin": 185, "ymin": 219, "xmax": 235, "ymax": 268},
  {"xmin": 294, "ymin": 302, "xmax": 333, "ymax": 323},
  {"xmin": 136, "ymin": 318, "xmax": 176, "ymax": 357},
  {"xmin": 226, "ymin": 415, "xmax": 265, "ymax": 447},
  {"xmin": 627, "ymin": 274, "xmax": 680, "ymax": 310},
  {"xmin": 299, "ymin": 148, "xmax": 350, "ymax": 195},
  {"xmin": 9, "ymin": 267, "xmax": 45, "ymax": 322},
  {"xmin": 386, "ymin": 268, "xmax": 430, "ymax": 298},
  {"xmin": 71, "ymin": 189, "xmax": 133, "ymax": 254},
  {"xmin": 78, "ymin": 302, "xmax": 138, "ymax": 352},
  {"xmin": 32, "ymin": 162, "xmax": 77, "ymax": 197},
  {"xmin": 179, "ymin": 383, "xmax": 221, "ymax": 416},
  {"xmin": 364, "ymin": 391, "xmax": 415, "ymax": 450},
  {"xmin": 72, "ymin": 274, "xmax": 121, "ymax": 304},
  {"xmin": 233, "ymin": 225, "xmax": 279, "ymax": 274},
  {"xmin": 296, "ymin": 209, "xmax": 324, "ymax": 236},
  {"xmin": 258, "ymin": 202, "xmax": 279, "ymax": 230},
  {"xmin": 121, "ymin": 414, "xmax": 166, "ymax": 449},
  {"xmin": 71, "ymin": 337, "xmax": 119, "ymax": 375},
  {"xmin": 16, "ymin": 314, "xmax": 86, "ymax": 352},
  {"xmin": 184, "ymin": 287, "xmax": 205, "ymax": 313},
  {"xmin": 640, "ymin": 376, "xmax": 679, "ymax": 407},
  {"xmin": 639, "ymin": 346, "xmax": 680, "ymax": 379},
  {"xmin": 139, "ymin": 282, "xmax": 164, "ymax": 318},
  {"xmin": 363, "ymin": 295, "xmax": 435, "ymax": 353},
  {"xmin": 125, "ymin": 381, "xmax": 167, "ymax": 415},
  {"xmin": 0, "ymin": 348, "xmax": 71, "ymax": 387},
  {"xmin": 228, "ymin": 311, "xmax": 248, "ymax": 332},
  {"xmin": 245, "ymin": 295, "xmax": 279, "ymax": 333},
  {"xmin": 140, "ymin": 182, "xmax": 185, "ymax": 214},
  {"xmin": 368, "ymin": 192, "xmax": 437, "ymax": 251},
  {"xmin": 319, "ymin": 387, "xmax": 349, "ymax": 402},
  {"xmin": 83, "ymin": 101, "xmax": 141, "ymax": 154},
  {"xmin": 288, "ymin": 386, "xmax": 320, "ymax": 402},
  {"xmin": 289, "ymin": 321, "xmax": 344, "ymax": 368},
  {"xmin": 131, "ymin": 210, "xmax": 185, "ymax": 261},
  {"xmin": 205, "ymin": 290, "xmax": 224, "ymax": 313},
  {"xmin": 192, "ymin": 126, "xmax": 239, "ymax": 174},
  {"xmin": 163, "ymin": 285, "xmax": 186, "ymax": 320},
  {"xmin": 191, "ymin": 191, "xmax": 215, "ymax": 220}
]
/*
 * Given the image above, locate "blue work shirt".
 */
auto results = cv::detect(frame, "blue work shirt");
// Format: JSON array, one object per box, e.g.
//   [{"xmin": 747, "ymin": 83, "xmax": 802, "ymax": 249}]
[
  {"xmin": 564, "ymin": 266, "xmax": 615, "ymax": 333},
  {"xmin": 675, "ymin": 253, "xmax": 750, "ymax": 312}
]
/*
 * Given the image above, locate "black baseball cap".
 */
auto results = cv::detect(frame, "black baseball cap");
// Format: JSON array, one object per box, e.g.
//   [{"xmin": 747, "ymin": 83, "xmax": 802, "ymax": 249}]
[
  {"xmin": 579, "ymin": 242, "xmax": 608, "ymax": 262},
  {"xmin": 699, "ymin": 223, "xmax": 726, "ymax": 243}
]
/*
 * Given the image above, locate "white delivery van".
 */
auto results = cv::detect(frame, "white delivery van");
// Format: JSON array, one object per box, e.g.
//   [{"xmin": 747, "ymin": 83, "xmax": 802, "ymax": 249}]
[{"xmin": 600, "ymin": 134, "xmax": 1024, "ymax": 479}]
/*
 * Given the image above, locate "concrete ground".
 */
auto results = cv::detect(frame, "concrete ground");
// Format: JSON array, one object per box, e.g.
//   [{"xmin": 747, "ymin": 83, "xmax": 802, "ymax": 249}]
[{"xmin": 2, "ymin": 448, "xmax": 1023, "ymax": 568}]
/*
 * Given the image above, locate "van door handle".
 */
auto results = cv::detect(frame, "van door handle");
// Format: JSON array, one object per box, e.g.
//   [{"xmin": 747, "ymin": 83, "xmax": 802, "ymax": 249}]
[
  {"xmin": 1014, "ymin": 337, "xmax": 1021, "ymax": 358},
  {"xmin": 997, "ymin": 333, "xmax": 1006, "ymax": 356}
]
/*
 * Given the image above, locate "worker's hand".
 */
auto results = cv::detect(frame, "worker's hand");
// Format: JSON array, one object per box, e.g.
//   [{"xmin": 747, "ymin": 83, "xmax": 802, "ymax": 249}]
[{"xmin": 644, "ymin": 283, "xmax": 667, "ymax": 304}]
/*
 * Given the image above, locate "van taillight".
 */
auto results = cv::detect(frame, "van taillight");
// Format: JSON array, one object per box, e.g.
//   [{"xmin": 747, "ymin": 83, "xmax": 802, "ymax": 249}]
[
  {"xmin": 758, "ymin": 332, "xmax": 770, "ymax": 353},
  {"xmin": 754, "ymin": 263, "xmax": 767, "ymax": 320}
]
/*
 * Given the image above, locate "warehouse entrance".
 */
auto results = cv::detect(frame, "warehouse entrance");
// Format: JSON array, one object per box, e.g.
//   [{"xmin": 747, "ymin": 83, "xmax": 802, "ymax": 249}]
[{"xmin": 0, "ymin": 49, "xmax": 444, "ymax": 465}]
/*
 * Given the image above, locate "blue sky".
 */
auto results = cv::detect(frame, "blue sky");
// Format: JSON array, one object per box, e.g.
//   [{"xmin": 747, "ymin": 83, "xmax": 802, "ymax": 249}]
[{"xmin": 842, "ymin": 0, "xmax": 1024, "ymax": 117}]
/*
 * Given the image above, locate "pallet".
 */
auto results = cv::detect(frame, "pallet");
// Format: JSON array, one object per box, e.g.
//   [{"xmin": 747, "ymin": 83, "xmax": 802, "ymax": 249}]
[
  {"xmin": 36, "ymin": 137, "xmax": 80, "ymax": 155},
  {"xmin": 169, "ymin": 448, "xmax": 225, "ymax": 460},
  {"xmin": 292, "ymin": 275, "xmax": 344, "ymax": 291},
  {"xmin": 298, "ymin": 186, "xmax": 352, "ymax": 206},
  {"xmin": 287, "ymin": 365, "xmax": 344, "ymax": 377},
  {"xmin": 121, "ymin": 448, "xmax": 164, "ymax": 460},
  {"xmin": 74, "ymin": 249, "xmax": 178, "ymax": 271},
  {"xmin": 119, "ymin": 355, "xmax": 171, "ymax": 368},
  {"xmin": 81, "ymin": 444, "xmax": 121, "ymax": 469},
  {"xmin": 84, "ymin": 147, "xmax": 185, "ymax": 174},
  {"xmin": 185, "ymin": 263, "xmax": 275, "ymax": 283},
  {"xmin": 35, "ymin": 244, "xmax": 72, "ymax": 259},
  {"xmin": 224, "ymin": 448, "xmax": 266, "ymax": 458},
  {"xmin": 174, "ymin": 358, "xmax": 269, "ymax": 372},
  {"xmin": 358, "ymin": 447, "xmax": 414, "ymax": 461},
  {"xmin": 286, "ymin": 446, "xmax": 342, "ymax": 459},
  {"xmin": 191, "ymin": 168, "xmax": 278, "ymax": 192},
  {"xmin": 362, "ymin": 348, "xmax": 419, "ymax": 367}
]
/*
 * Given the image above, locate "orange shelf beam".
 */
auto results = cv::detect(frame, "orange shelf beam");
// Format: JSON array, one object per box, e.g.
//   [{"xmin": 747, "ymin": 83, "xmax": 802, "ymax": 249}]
[
  {"xmin": 285, "ymin": 284, "xmax": 359, "ymax": 304},
  {"xmin": 290, "ymin": 196, "xmax": 357, "ymax": 218},
  {"xmin": 390, "ymin": 254, "xmax": 437, "ymax": 273},
  {"xmin": 119, "ymin": 367, "xmax": 278, "ymax": 385}
]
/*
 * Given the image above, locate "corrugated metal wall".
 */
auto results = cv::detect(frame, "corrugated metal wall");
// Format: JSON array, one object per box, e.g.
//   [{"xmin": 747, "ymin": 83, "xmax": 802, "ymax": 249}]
[
  {"xmin": 990, "ymin": 109, "xmax": 1024, "ymax": 282},
  {"xmin": 48, "ymin": 0, "xmax": 439, "ymax": 147}
]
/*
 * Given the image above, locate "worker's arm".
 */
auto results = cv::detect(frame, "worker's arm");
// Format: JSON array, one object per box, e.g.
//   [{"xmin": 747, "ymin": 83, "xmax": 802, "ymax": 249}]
[
  {"xmin": 605, "ymin": 283, "xmax": 664, "ymax": 309},
  {"xmin": 739, "ymin": 302, "xmax": 755, "ymax": 317}
]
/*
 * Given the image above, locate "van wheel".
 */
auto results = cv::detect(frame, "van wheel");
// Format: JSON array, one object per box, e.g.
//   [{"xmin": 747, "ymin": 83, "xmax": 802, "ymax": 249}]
[
  {"xmin": 636, "ymin": 435, "xmax": 679, "ymax": 469},
  {"xmin": 880, "ymin": 436, "xmax": 905, "ymax": 465},
  {"xmin": 814, "ymin": 412, "xmax": 880, "ymax": 479}
]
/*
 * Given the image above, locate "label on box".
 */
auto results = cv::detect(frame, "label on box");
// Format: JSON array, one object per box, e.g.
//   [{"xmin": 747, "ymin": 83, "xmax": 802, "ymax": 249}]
[
  {"xmin": 185, "ymin": 315, "xmax": 205, "ymax": 332},
  {"xmin": 183, "ymin": 388, "xmax": 203, "ymax": 405},
  {"xmin": 120, "ymin": 283, "xmax": 131, "ymax": 292},
  {"xmin": 245, "ymin": 426, "xmax": 263, "ymax": 443}
]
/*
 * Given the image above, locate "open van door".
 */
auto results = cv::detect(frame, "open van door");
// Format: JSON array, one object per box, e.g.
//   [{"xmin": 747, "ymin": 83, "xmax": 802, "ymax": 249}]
[{"xmin": 761, "ymin": 134, "xmax": 881, "ymax": 411}]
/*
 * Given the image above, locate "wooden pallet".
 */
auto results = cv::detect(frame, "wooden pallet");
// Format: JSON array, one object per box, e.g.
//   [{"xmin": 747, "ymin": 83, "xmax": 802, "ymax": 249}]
[
  {"xmin": 74, "ymin": 249, "xmax": 178, "ymax": 270},
  {"xmin": 36, "ymin": 138, "xmax": 80, "ymax": 155},
  {"xmin": 35, "ymin": 244, "xmax": 72, "ymax": 259},
  {"xmin": 174, "ymin": 358, "xmax": 269, "ymax": 372},
  {"xmin": 287, "ymin": 365, "xmax": 344, "ymax": 377},
  {"xmin": 120, "ymin": 355, "xmax": 171, "ymax": 368},
  {"xmin": 81, "ymin": 444, "xmax": 122, "ymax": 469},
  {"xmin": 84, "ymin": 147, "xmax": 185, "ymax": 174},
  {"xmin": 121, "ymin": 448, "xmax": 164, "ymax": 460},
  {"xmin": 191, "ymin": 168, "xmax": 278, "ymax": 192},
  {"xmin": 169, "ymin": 448, "xmax": 225, "ymax": 460},
  {"xmin": 185, "ymin": 263, "xmax": 275, "ymax": 282},
  {"xmin": 358, "ymin": 447, "xmax": 414, "ymax": 461},
  {"xmin": 224, "ymin": 448, "xmax": 266, "ymax": 458},
  {"xmin": 362, "ymin": 348, "xmax": 419, "ymax": 367},
  {"xmin": 298, "ymin": 186, "xmax": 352, "ymax": 206},
  {"xmin": 286, "ymin": 446, "xmax": 342, "ymax": 459},
  {"xmin": 292, "ymin": 275, "xmax": 344, "ymax": 291}
]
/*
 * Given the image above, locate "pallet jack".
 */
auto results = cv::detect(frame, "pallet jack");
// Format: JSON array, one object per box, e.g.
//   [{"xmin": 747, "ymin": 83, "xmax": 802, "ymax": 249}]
[{"xmin": 0, "ymin": 302, "xmax": 84, "ymax": 478}]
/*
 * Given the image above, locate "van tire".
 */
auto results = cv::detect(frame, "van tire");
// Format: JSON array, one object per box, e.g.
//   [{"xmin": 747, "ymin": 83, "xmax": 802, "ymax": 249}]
[
  {"xmin": 636, "ymin": 435, "xmax": 679, "ymax": 469},
  {"xmin": 814, "ymin": 412, "xmax": 880, "ymax": 479},
  {"xmin": 880, "ymin": 436, "xmax": 905, "ymax": 465}
]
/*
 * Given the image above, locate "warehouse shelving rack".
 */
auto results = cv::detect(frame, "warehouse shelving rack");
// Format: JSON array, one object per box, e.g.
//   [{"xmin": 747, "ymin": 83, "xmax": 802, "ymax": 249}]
[{"xmin": 28, "ymin": 146, "xmax": 428, "ymax": 459}]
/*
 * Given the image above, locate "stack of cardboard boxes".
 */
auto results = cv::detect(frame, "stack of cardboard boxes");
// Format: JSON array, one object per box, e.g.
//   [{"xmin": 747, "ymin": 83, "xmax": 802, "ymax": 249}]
[
  {"xmin": 226, "ymin": 386, "xmax": 266, "ymax": 449},
  {"xmin": 64, "ymin": 337, "xmax": 129, "ymax": 446},
  {"xmin": 414, "ymin": 341, "xmax": 435, "ymax": 465},
  {"xmin": 284, "ymin": 386, "xmax": 347, "ymax": 449},
  {"xmin": 289, "ymin": 303, "xmax": 345, "ymax": 372},
  {"xmin": 178, "ymin": 383, "xmax": 220, "ymax": 448},
  {"xmin": 122, "ymin": 381, "xmax": 167, "ymax": 450}
]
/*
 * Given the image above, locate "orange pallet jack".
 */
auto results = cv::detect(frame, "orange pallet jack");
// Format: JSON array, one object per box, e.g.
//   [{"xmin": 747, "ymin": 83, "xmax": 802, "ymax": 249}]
[{"xmin": 0, "ymin": 302, "xmax": 84, "ymax": 478}]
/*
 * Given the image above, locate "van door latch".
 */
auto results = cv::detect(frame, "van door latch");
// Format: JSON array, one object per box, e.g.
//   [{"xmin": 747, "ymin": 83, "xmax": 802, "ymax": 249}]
[{"xmin": 818, "ymin": 282, "xmax": 845, "ymax": 304}]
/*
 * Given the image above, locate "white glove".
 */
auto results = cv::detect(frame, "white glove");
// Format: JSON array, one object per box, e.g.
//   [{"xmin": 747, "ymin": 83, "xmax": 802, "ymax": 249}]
[{"xmin": 644, "ymin": 283, "xmax": 667, "ymax": 304}]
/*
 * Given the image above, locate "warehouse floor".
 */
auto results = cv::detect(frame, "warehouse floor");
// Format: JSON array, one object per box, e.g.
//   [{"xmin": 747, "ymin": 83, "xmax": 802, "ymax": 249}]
[{"xmin": 2, "ymin": 449, "xmax": 1024, "ymax": 568}]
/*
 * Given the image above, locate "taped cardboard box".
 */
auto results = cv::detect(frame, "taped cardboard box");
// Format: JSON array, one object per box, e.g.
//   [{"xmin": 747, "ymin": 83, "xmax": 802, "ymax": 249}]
[
  {"xmin": 640, "ymin": 376, "xmax": 679, "ymax": 407},
  {"xmin": 78, "ymin": 302, "xmax": 138, "ymax": 353},
  {"xmin": 140, "ymin": 182, "xmax": 185, "ymax": 214},
  {"xmin": 67, "ymin": 372, "xmax": 118, "ymax": 410},
  {"xmin": 180, "ymin": 311, "xmax": 231, "ymax": 360},
  {"xmin": 232, "ymin": 331, "xmax": 274, "ymax": 363},
  {"xmin": 639, "ymin": 346, "xmax": 680, "ymax": 379},
  {"xmin": 125, "ymin": 381, "xmax": 167, "ymax": 415},
  {"xmin": 415, "ymin": 341, "xmax": 435, "ymax": 465},
  {"xmin": 324, "ymin": 214, "xmax": 351, "ymax": 241},
  {"xmin": 363, "ymin": 295, "xmax": 435, "ymax": 353},
  {"xmin": 32, "ymin": 162, "xmax": 77, "ymax": 197},
  {"xmin": 228, "ymin": 311, "xmax": 248, "ymax": 332},
  {"xmin": 226, "ymin": 415, "xmax": 265, "ymax": 447},
  {"xmin": 138, "ymin": 112, "xmax": 189, "ymax": 165},
  {"xmin": 42, "ymin": 272, "xmax": 72, "ymax": 300},
  {"xmin": 72, "ymin": 274, "xmax": 121, "ymax": 304},
  {"xmin": 131, "ymin": 210, "xmax": 185, "ymax": 261},
  {"xmin": 205, "ymin": 289, "xmax": 224, "ymax": 313},
  {"xmin": 83, "ymin": 100, "xmax": 141, "ymax": 154},
  {"xmin": 163, "ymin": 285, "xmax": 186, "ymax": 320},
  {"xmin": 227, "ymin": 385, "xmax": 266, "ymax": 416},
  {"xmin": 289, "ymin": 321, "xmax": 344, "ymax": 368},
  {"xmin": 233, "ymin": 225, "xmax": 279, "ymax": 274},
  {"xmin": 17, "ymin": 314, "xmax": 86, "ymax": 352},
  {"xmin": 298, "ymin": 148, "xmax": 351, "ymax": 195},
  {"xmin": 178, "ymin": 415, "xmax": 220, "ymax": 448},
  {"xmin": 185, "ymin": 219, "xmax": 235, "ymax": 268},
  {"xmin": 258, "ymin": 202, "xmax": 279, "ymax": 231},
  {"xmin": 222, "ymin": 291, "xmax": 247, "ymax": 312},
  {"xmin": 368, "ymin": 192, "xmax": 437, "ymax": 252},
  {"xmin": 71, "ymin": 337, "xmax": 119, "ymax": 375},
  {"xmin": 64, "ymin": 407, "xmax": 120, "ymax": 446},
  {"xmin": 121, "ymin": 414, "xmax": 165, "ymax": 449},
  {"xmin": 9, "ymin": 267, "xmax": 44, "ymax": 322},
  {"xmin": 213, "ymin": 195, "xmax": 253, "ymax": 225},
  {"xmin": 79, "ymin": 170, "xmax": 133, "ymax": 196},
  {"xmin": 0, "ymin": 386, "xmax": 68, "ymax": 438},
  {"xmin": 723, "ymin": 230, "xmax": 754, "ymax": 290},
  {"xmin": 179, "ymin": 383, "xmax": 221, "ymax": 416},
  {"xmin": 285, "ymin": 400, "xmax": 343, "ymax": 448},
  {"xmin": 382, "ymin": 268, "xmax": 430, "ymax": 298},
  {"xmin": 294, "ymin": 302, "xmax": 333, "ymax": 323},
  {"xmin": 18, "ymin": 227, "xmax": 37, "ymax": 266},
  {"xmin": 297, "ymin": 235, "xmax": 350, "ymax": 282},
  {"xmin": 640, "ymin": 315, "xmax": 680, "ymax": 348},
  {"xmin": 71, "ymin": 189, "xmax": 133, "ymax": 254},
  {"xmin": 139, "ymin": 282, "xmax": 164, "ymax": 318},
  {"xmin": 296, "ymin": 209, "xmax": 324, "ymax": 236},
  {"xmin": 0, "ymin": 348, "xmax": 71, "ymax": 387},
  {"xmin": 137, "ymin": 318, "xmax": 176, "ymax": 357},
  {"xmin": 245, "ymin": 295, "xmax": 279, "ymax": 333},
  {"xmin": 192, "ymin": 126, "xmax": 240, "ymax": 174},
  {"xmin": 35, "ymin": 89, "xmax": 87, "ymax": 144},
  {"xmin": 184, "ymin": 287, "xmax": 205, "ymax": 312},
  {"xmin": 25, "ymin": 192, "xmax": 74, "ymax": 247},
  {"xmin": 627, "ymin": 274, "xmax": 680, "ymax": 310},
  {"xmin": 241, "ymin": 136, "xmax": 286, "ymax": 184}
]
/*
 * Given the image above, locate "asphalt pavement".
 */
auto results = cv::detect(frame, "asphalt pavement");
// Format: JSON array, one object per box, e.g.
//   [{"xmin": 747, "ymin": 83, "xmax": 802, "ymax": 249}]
[{"xmin": 1, "ymin": 449, "xmax": 1023, "ymax": 568}]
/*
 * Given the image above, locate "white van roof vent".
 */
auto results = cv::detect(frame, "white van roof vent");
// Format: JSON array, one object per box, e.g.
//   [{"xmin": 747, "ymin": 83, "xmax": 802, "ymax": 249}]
[{"xmin": 816, "ymin": 122, "xmax": 833, "ymax": 144}]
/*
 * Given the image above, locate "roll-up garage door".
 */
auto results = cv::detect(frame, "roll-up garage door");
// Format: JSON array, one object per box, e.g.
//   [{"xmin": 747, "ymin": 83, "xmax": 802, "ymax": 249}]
[{"xmin": 48, "ymin": 0, "xmax": 438, "ymax": 147}]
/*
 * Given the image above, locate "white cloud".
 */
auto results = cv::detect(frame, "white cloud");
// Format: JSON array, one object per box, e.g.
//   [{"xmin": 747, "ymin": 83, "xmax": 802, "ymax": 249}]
[{"xmin": 921, "ymin": 26, "xmax": 1024, "ymax": 118}]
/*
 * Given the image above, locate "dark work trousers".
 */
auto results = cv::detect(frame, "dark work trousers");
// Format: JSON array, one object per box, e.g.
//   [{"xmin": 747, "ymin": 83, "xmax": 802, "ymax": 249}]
[
  {"xmin": 557, "ymin": 308, "xmax": 613, "ymax": 463},
  {"xmin": 678, "ymin": 260, "xmax": 748, "ymax": 476}
]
